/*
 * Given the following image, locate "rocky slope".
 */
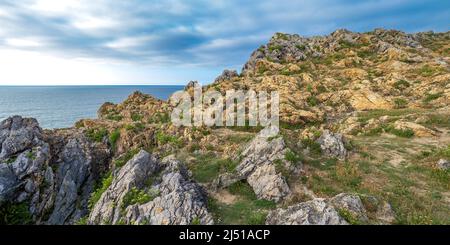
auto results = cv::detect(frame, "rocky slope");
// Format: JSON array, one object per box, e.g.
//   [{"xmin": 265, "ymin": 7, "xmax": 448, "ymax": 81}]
[{"xmin": 0, "ymin": 28, "xmax": 449, "ymax": 225}]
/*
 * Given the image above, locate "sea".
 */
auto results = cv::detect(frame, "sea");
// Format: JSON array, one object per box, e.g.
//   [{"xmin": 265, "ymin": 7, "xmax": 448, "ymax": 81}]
[{"xmin": 0, "ymin": 86, "xmax": 184, "ymax": 129}]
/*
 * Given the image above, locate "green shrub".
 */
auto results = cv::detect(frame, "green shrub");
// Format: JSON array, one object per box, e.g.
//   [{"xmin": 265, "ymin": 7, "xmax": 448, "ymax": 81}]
[
  {"xmin": 0, "ymin": 202, "xmax": 32, "ymax": 225},
  {"xmin": 423, "ymin": 92, "xmax": 443, "ymax": 103},
  {"xmin": 109, "ymin": 129, "xmax": 120, "ymax": 150},
  {"xmin": 394, "ymin": 98, "xmax": 408, "ymax": 109},
  {"xmin": 301, "ymin": 138, "xmax": 322, "ymax": 155},
  {"xmin": 88, "ymin": 171, "xmax": 113, "ymax": 210},
  {"xmin": 393, "ymin": 80, "xmax": 410, "ymax": 90},
  {"xmin": 131, "ymin": 113, "xmax": 143, "ymax": 122},
  {"xmin": 285, "ymin": 150, "xmax": 302, "ymax": 165},
  {"xmin": 86, "ymin": 127, "xmax": 108, "ymax": 142},
  {"xmin": 148, "ymin": 112, "xmax": 170, "ymax": 124},
  {"xmin": 156, "ymin": 131, "xmax": 182, "ymax": 147},
  {"xmin": 307, "ymin": 96, "xmax": 319, "ymax": 106},
  {"xmin": 384, "ymin": 125, "xmax": 415, "ymax": 138},
  {"xmin": 114, "ymin": 148, "xmax": 140, "ymax": 168},
  {"xmin": 122, "ymin": 187, "xmax": 157, "ymax": 208}
]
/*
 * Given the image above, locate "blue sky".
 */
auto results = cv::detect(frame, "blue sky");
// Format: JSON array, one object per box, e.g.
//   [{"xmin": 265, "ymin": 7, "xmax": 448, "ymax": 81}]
[{"xmin": 0, "ymin": 0, "xmax": 448, "ymax": 85}]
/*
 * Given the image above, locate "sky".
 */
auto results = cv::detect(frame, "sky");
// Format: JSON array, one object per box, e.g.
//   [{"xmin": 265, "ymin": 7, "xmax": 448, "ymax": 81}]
[{"xmin": 0, "ymin": 0, "xmax": 448, "ymax": 85}]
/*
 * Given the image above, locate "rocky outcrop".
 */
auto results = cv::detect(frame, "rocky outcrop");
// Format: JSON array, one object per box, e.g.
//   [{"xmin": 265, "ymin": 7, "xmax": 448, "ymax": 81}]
[
  {"xmin": 215, "ymin": 127, "xmax": 294, "ymax": 202},
  {"xmin": 0, "ymin": 116, "xmax": 111, "ymax": 225},
  {"xmin": 266, "ymin": 198, "xmax": 348, "ymax": 225},
  {"xmin": 214, "ymin": 70, "xmax": 239, "ymax": 83},
  {"xmin": 266, "ymin": 193, "xmax": 395, "ymax": 225},
  {"xmin": 88, "ymin": 151, "xmax": 213, "ymax": 225},
  {"xmin": 316, "ymin": 130, "xmax": 347, "ymax": 159}
]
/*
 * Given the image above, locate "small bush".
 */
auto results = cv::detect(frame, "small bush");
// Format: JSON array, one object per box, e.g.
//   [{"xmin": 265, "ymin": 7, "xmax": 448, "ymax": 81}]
[
  {"xmin": 122, "ymin": 187, "xmax": 157, "ymax": 208},
  {"xmin": 88, "ymin": 171, "xmax": 113, "ymax": 210},
  {"xmin": 156, "ymin": 131, "xmax": 182, "ymax": 147},
  {"xmin": 114, "ymin": 148, "xmax": 140, "ymax": 168},
  {"xmin": 0, "ymin": 202, "xmax": 32, "ymax": 225},
  {"xmin": 423, "ymin": 92, "xmax": 443, "ymax": 103},
  {"xmin": 86, "ymin": 127, "xmax": 108, "ymax": 142},
  {"xmin": 394, "ymin": 98, "xmax": 408, "ymax": 109},
  {"xmin": 385, "ymin": 125, "xmax": 415, "ymax": 138},
  {"xmin": 307, "ymin": 96, "xmax": 319, "ymax": 106},
  {"xmin": 393, "ymin": 80, "xmax": 410, "ymax": 90},
  {"xmin": 131, "ymin": 113, "xmax": 143, "ymax": 122},
  {"xmin": 109, "ymin": 129, "xmax": 120, "ymax": 150}
]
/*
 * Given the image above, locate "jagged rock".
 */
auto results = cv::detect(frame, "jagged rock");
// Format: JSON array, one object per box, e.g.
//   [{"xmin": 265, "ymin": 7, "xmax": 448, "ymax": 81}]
[
  {"xmin": 0, "ymin": 116, "xmax": 43, "ymax": 160},
  {"xmin": 214, "ymin": 70, "xmax": 239, "ymax": 83},
  {"xmin": 0, "ymin": 116, "xmax": 111, "ymax": 225},
  {"xmin": 88, "ymin": 150, "xmax": 160, "ymax": 224},
  {"xmin": 215, "ymin": 127, "xmax": 294, "ymax": 202},
  {"xmin": 125, "ymin": 158, "xmax": 213, "ymax": 225},
  {"xmin": 266, "ymin": 198, "xmax": 348, "ymax": 225},
  {"xmin": 436, "ymin": 159, "xmax": 450, "ymax": 170},
  {"xmin": 88, "ymin": 150, "xmax": 213, "ymax": 225},
  {"xmin": 329, "ymin": 193, "xmax": 368, "ymax": 223},
  {"xmin": 247, "ymin": 164, "xmax": 290, "ymax": 202},
  {"xmin": 316, "ymin": 130, "xmax": 347, "ymax": 159}
]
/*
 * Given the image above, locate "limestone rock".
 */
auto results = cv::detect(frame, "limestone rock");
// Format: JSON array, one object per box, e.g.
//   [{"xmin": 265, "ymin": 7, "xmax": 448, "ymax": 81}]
[
  {"xmin": 329, "ymin": 193, "xmax": 368, "ymax": 223},
  {"xmin": 266, "ymin": 198, "xmax": 348, "ymax": 225},
  {"xmin": 436, "ymin": 159, "xmax": 450, "ymax": 170},
  {"xmin": 316, "ymin": 130, "xmax": 347, "ymax": 159}
]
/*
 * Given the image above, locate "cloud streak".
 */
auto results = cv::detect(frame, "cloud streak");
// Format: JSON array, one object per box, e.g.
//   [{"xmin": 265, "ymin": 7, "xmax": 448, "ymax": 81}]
[{"xmin": 0, "ymin": 0, "xmax": 448, "ymax": 84}]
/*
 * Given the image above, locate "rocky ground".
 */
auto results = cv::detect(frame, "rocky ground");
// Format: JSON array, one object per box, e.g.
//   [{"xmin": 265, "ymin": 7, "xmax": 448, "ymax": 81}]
[{"xmin": 0, "ymin": 28, "xmax": 449, "ymax": 225}]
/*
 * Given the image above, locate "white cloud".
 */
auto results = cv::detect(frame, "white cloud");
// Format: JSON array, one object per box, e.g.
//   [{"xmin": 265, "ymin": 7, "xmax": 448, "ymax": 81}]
[{"xmin": 5, "ymin": 38, "xmax": 43, "ymax": 47}]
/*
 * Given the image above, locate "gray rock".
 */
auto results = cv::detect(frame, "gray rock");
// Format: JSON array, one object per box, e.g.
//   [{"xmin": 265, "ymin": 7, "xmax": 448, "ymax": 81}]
[
  {"xmin": 89, "ymin": 150, "xmax": 213, "ymax": 225},
  {"xmin": 88, "ymin": 150, "xmax": 160, "ymax": 224},
  {"xmin": 436, "ymin": 159, "xmax": 450, "ymax": 170},
  {"xmin": 214, "ymin": 69, "xmax": 238, "ymax": 83},
  {"xmin": 329, "ymin": 193, "xmax": 368, "ymax": 223},
  {"xmin": 316, "ymin": 130, "xmax": 347, "ymax": 159},
  {"xmin": 0, "ymin": 116, "xmax": 111, "ymax": 224},
  {"xmin": 215, "ymin": 127, "xmax": 295, "ymax": 202},
  {"xmin": 266, "ymin": 198, "xmax": 348, "ymax": 225}
]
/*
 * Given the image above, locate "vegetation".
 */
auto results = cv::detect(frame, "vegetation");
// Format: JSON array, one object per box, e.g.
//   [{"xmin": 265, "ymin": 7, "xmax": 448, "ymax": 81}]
[
  {"xmin": 208, "ymin": 181, "xmax": 276, "ymax": 225},
  {"xmin": 0, "ymin": 202, "xmax": 32, "ymax": 225},
  {"xmin": 109, "ymin": 129, "xmax": 120, "ymax": 150},
  {"xmin": 88, "ymin": 171, "xmax": 113, "ymax": 210},
  {"xmin": 114, "ymin": 148, "xmax": 140, "ymax": 168},
  {"xmin": 122, "ymin": 187, "xmax": 158, "ymax": 208},
  {"xmin": 190, "ymin": 152, "xmax": 238, "ymax": 183},
  {"xmin": 86, "ymin": 127, "xmax": 108, "ymax": 142}
]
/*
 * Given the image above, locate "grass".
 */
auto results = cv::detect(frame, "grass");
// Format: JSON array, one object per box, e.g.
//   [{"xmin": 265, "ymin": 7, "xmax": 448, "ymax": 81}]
[
  {"xmin": 148, "ymin": 112, "xmax": 170, "ymax": 124},
  {"xmin": 307, "ymin": 96, "xmax": 319, "ymax": 106},
  {"xmin": 300, "ymin": 138, "xmax": 322, "ymax": 155},
  {"xmin": 393, "ymin": 98, "xmax": 408, "ymax": 109},
  {"xmin": 114, "ymin": 148, "xmax": 140, "ymax": 168},
  {"xmin": 86, "ymin": 127, "xmax": 108, "ymax": 142},
  {"xmin": 131, "ymin": 113, "xmax": 143, "ymax": 122},
  {"xmin": 422, "ymin": 92, "xmax": 443, "ymax": 104},
  {"xmin": 208, "ymin": 181, "xmax": 276, "ymax": 224},
  {"xmin": 121, "ymin": 187, "xmax": 158, "ymax": 208},
  {"xmin": 125, "ymin": 122, "xmax": 145, "ymax": 133},
  {"xmin": 109, "ymin": 129, "xmax": 120, "ymax": 150},
  {"xmin": 155, "ymin": 131, "xmax": 183, "ymax": 147},
  {"xmin": 190, "ymin": 152, "xmax": 238, "ymax": 183},
  {"xmin": 88, "ymin": 171, "xmax": 113, "ymax": 210},
  {"xmin": 393, "ymin": 80, "xmax": 410, "ymax": 90}
]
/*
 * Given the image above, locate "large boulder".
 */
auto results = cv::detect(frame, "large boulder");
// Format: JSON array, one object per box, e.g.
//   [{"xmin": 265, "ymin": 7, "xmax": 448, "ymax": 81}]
[
  {"xmin": 329, "ymin": 193, "xmax": 368, "ymax": 223},
  {"xmin": 89, "ymin": 150, "xmax": 213, "ymax": 225},
  {"xmin": 215, "ymin": 127, "xmax": 295, "ymax": 202},
  {"xmin": 316, "ymin": 130, "xmax": 347, "ymax": 159},
  {"xmin": 0, "ymin": 116, "xmax": 111, "ymax": 225}
]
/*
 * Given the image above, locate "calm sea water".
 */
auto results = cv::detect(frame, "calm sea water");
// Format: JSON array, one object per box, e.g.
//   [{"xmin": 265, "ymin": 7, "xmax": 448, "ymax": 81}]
[{"xmin": 0, "ymin": 86, "xmax": 184, "ymax": 129}]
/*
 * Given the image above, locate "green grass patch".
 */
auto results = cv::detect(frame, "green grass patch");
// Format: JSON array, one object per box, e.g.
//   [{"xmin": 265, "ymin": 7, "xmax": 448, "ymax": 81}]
[
  {"xmin": 86, "ymin": 127, "xmax": 108, "ymax": 142},
  {"xmin": 0, "ymin": 202, "xmax": 32, "ymax": 225},
  {"xmin": 88, "ymin": 171, "xmax": 113, "ymax": 210}
]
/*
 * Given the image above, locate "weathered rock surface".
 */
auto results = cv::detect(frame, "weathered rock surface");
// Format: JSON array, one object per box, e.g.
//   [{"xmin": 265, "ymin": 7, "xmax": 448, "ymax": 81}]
[
  {"xmin": 89, "ymin": 150, "xmax": 213, "ymax": 225},
  {"xmin": 316, "ymin": 130, "xmax": 347, "ymax": 159},
  {"xmin": 0, "ymin": 116, "xmax": 111, "ymax": 225},
  {"xmin": 436, "ymin": 159, "xmax": 450, "ymax": 170},
  {"xmin": 266, "ymin": 198, "xmax": 348, "ymax": 225},
  {"xmin": 215, "ymin": 127, "xmax": 294, "ymax": 202},
  {"xmin": 329, "ymin": 193, "xmax": 368, "ymax": 223}
]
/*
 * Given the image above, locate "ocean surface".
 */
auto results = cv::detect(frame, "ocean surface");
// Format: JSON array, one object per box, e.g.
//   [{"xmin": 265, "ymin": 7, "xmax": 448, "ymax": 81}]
[{"xmin": 0, "ymin": 86, "xmax": 184, "ymax": 129}]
